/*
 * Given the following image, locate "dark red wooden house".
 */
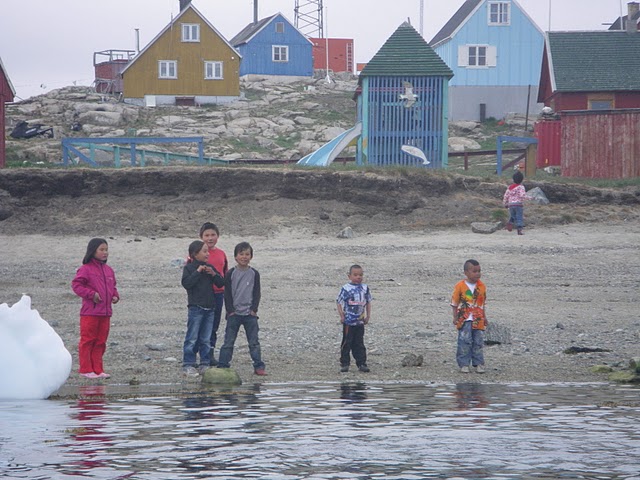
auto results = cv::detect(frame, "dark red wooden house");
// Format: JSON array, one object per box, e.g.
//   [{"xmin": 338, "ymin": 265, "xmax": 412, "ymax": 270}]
[
  {"xmin": 310, "ymin": 37, "xmax": 354, "ymax": 73},
  {"xmin": 93, "ymin": 50, "xmax": 136, "ymax": 94},
  {"xmin": 536, "ymin": 25, "xmax": 640, "ymax": 178},
  {"xmin": 0, "ymin": 56, "xmax": 16, "ymax": 168}
]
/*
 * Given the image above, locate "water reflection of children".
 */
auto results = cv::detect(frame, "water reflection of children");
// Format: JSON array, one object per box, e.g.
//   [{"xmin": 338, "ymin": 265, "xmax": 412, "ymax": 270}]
[
  {"xmin": 454, "ymin": 383, "xmax": 489, "ymax": 410},
  {"xmin": 70, "ymin": 385, "xmax": 111, "ymax": 473},
  {"xmin": 340, "ymin": 383, "xmax": 368, "ymax": 403}
]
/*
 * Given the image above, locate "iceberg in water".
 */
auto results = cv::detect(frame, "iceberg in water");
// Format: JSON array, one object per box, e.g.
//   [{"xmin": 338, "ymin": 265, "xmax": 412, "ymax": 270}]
[{"xmin": 0, "ymin": 295, "xmax": 72, "ymax": 400}]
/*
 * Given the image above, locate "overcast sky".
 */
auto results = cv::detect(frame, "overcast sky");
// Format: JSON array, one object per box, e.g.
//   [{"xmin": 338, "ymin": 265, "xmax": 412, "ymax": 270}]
[{"xmin": 0, "ymin": 0, "xmax": 627, "ymax": 100}]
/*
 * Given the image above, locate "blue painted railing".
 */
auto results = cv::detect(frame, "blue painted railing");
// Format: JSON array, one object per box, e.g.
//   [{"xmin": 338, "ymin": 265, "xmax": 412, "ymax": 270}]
[{"xmin": 61, "ymin": 137, "xmax": 225, "ymax": 167}]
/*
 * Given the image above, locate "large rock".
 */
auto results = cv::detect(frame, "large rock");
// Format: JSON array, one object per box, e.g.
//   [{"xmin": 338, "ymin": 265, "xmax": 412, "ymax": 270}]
[
  {"xmin": 471, "ymin": 221, "xmax": 502, "ymax": 234},
  {"xmin": 484, "ymin": 322, "xmax": 511, "ymax": 345},
  {"xmin": 527, "ymin": 187, "xmax": 550, "ymax": 205},
  {"xmin": 609, "ymin": 371, "xmax": 640, "ymax": 383},
  {"xmin": 401, "ymin": 353, "xmax": 423, "ymax": 367},
  {"xmin": 201, "ymin": 367, "xmax": 242, "ymax": 385},
  {"xmin": 448, "ymin": 136, "xmax": 481, "ymax": 152},
  {"xmin": 450, "ymin": 121, "xmax": 480, "ymax": 132},
  {"xmin": 77, "ymin": 110, "xmax": 123, "ymax": 126},
  {"xmin": 337, "ymin": 226, "xmax": 354, "ymax": 238}
]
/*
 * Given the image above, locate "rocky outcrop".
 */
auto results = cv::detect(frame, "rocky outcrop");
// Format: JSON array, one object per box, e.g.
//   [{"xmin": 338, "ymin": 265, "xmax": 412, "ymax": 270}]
[
  {"xmin": 6, "ymin": 74, "xmax": 542, "ymax": 165},
  {"xmin": 5, "ymin": 76, "xmax": 359, "ymax": 163}
]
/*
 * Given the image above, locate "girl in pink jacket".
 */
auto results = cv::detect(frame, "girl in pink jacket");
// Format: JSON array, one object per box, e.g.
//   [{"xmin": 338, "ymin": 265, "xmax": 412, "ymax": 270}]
[
  {"xmin": 503, "ymin": 170, "xmax": 530, "ymax": 235},
  {"xmin": 72, "ymin": 238, "xmax": 120, "ymax": 379}
]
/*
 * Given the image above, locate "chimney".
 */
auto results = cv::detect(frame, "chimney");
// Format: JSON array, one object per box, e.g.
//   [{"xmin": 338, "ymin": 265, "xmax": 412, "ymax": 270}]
[
  {"xmin": 179, "ymin": 0, "xmax": 191, "ymax": 11},
  {"xmin": 628, "ymin": 2, "xmax": 639, "ymax": 33},
  {"xmin": 254, "ymin": 0, "xmax": 259, "ymax": 24}
]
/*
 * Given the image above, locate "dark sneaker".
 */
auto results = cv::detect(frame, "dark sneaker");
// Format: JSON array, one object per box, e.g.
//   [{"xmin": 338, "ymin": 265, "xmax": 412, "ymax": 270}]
[
  {"xmin": 340, "ymin": 365, "xmax": 349, "ymax": 373},
  {"xmin": 358, "ymin": 365, "xmax": 370, "ymax": 373},
  {"xmin": 254, "ymin": 368, "xmax": 267, "ymax": 376}
]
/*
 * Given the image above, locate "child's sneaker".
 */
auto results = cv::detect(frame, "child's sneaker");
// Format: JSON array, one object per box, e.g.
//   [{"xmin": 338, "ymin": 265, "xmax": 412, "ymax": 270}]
[
  {"xmin": 358, "ymin": 365, "xmax": 370, "ymax": 373},
  {"xmin": 183, "ymin": 366, "xmax": 199, "ymax": 377},
  {"xmin": 475, "ymin": 365, "xmax": 486, "ymax": 374},
  {"xmin": 97, "ymin": 372, "xmax": 111, "ymax": 379},
  {"xmin": 198, "ymin": 365, "xmax": 209, "ymax": 375},
  {"xmin": 459, "ymin": 366, "xmax": 470, "ymax": 373},
  {"xmin": 80, "ymin": 372, "xmax": 99, "ymax": 379},
  {"xmin": 254, "ymin": 368, "xmax": 267, "ymax": 376},
  {"xmin": 517, "ymin": 228, "xmax": 524, "ymax": 235},
  {"xmin": 340, "ymin": 365, "xmax": 349, "ymax": 373}
]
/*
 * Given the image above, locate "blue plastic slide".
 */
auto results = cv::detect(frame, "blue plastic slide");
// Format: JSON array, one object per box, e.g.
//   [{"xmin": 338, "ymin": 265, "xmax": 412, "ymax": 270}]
[{"xmin": 297, "ymin": 122, "xmax": 362, "ymax": 167}]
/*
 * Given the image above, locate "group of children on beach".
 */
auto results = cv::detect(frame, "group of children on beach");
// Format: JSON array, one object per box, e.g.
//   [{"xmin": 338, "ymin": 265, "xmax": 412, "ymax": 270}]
[{"xmin": 71, "ymin": 171, "xmax": 530, "ymax": 379}]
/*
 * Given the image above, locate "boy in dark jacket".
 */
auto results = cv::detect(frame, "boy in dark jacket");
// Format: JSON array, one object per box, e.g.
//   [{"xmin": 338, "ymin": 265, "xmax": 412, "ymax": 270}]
[
  {"xmin": 181, "ymin": 240, "xmax": 224, "ymax": 376},
  {"xmin": 217, "ymin": 242, "xmax": 266, "ymax": 375}
]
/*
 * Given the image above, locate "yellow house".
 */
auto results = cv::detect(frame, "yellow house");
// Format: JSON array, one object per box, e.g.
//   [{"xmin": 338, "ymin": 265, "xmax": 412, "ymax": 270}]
[{"xmin": 122, "ymin": 3, "xmax": 240, "ymax": 106}]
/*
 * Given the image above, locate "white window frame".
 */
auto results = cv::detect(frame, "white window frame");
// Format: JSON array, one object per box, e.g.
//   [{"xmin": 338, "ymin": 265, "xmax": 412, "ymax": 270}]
[
  {"xmin": 204, "ymin": 61, "xmax": 223, "ymax": 80},
  {"xmin": 275, "ymin": 22, "xmax": 285, "ymax": 33},
  {"xmin": 158, "ymin": 60, "xmax": 177, "ymax": 79},
  {"xmin": 181, "ymin": 23, "xmax": 200, "ymax": 42},
  {"xmin": 488, "ymin": 1, "xmax": 510, "ymax": 25},
  {"xmin": 458, "ymin": 45, "xmax": 497, "ymax": 68},
  {"xmin": 272, "ymin": 45, "xmax": 289, "ymax": 62},
  {"xmin": 469, "ymin": 45, "xmax": 487, "ymax": 66}
]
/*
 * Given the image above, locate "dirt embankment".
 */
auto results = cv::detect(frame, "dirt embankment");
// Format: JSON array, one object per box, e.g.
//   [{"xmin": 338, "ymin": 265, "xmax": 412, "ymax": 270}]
[{"xmin": 0, "ymin": 167, "xmax": 639, "ymax": 238}]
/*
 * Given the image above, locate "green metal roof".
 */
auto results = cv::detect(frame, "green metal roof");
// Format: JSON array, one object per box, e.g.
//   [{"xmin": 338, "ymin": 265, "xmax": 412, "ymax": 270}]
[
  {"xmin": 361, "ymin": 22, "xmax": 453, "ymax": 78},
  {"xmin": 548, "ymin": 31, "xmax": 640, "ymax": 91}
]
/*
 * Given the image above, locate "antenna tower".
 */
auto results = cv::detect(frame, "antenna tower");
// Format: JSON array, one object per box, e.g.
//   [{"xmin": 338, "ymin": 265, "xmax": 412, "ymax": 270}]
[
  {"xmin": 420, "ymin": 0, "xmax": 424, "ymax": 36},
  {"xmin": 294, "ymin": 0, "xmax": 324, "ymax": 37}
]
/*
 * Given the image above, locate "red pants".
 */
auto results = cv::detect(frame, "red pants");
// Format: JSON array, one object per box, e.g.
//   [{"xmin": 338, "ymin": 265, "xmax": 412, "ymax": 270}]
[{"xmin": 78, "ymin": 315, "xmax": 110, "ymax": 374}]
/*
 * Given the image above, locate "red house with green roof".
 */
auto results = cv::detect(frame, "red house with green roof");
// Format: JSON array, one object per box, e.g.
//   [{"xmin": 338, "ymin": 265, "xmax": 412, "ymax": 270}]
[
  {"xmin": 536, "ymin": 29, "xmax": 640, "ymax": 178},
  {"xmin": 538, "ymin": 31, "xmax": 640, "ymax": 111},
  {"xmin": 0, "ymin": 57, "xmax": 16, "ymax": 168},
  {"xmin": 355, "ymin": 22, "xmax": 453, "ymax": 168}
]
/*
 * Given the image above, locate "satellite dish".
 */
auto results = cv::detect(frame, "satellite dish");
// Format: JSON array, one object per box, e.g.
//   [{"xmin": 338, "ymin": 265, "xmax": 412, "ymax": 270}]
[{"xmin": 401, "ymin": 145, "xmax": 429, "ymax": 165}]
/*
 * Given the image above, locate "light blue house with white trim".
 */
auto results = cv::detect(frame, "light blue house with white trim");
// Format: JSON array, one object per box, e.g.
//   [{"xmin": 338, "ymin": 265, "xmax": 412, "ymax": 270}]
[
  {"xmin": 231, "ymin": 12, "xmax": 313, "ymax": 78},
  {"xmin": 430, "ymin": 0, "xmax": 544, "ymax": 121}
]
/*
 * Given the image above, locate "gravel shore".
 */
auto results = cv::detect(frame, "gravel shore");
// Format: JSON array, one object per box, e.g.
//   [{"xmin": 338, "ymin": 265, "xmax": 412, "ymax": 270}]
[{"xmin": 1, "ymin": 222, "xmax": 638, "ymax": 396}]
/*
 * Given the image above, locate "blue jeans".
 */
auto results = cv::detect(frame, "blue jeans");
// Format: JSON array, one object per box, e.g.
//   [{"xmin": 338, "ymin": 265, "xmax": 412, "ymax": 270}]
[
  {"xmin": 456, "ymin": 321, "xmax": 485, "ymax": 368},
  {"xmin": 183, "ymin": 306, "xmax": 214, "ymax": 367},
  {"xmin": 508, "ymin": 205, "xmax": 524, "ymax": 229},
  {"xmin": 218, "ymin": 314, "xmax": 264, "ymax": 370},
  {"xmin": 209, "ymin": 292, "xmax": 225, "ymax": 364}
]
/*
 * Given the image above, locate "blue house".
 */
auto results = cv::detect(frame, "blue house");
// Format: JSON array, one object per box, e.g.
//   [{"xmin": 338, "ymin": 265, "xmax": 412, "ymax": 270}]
[
  {"xmin": 355, "ymin": 22, "xmax": 453, "ymax": 168},
  {"xmin": 430, "ymin": 0, "xmax": 544, "ymax": 121},
  {"xmin": 230, "ymin": 12, "xmax": 313, "ymax": 78}
]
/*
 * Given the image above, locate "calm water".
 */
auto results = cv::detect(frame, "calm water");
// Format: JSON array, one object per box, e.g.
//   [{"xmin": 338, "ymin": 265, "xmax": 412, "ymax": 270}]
[{"xmin": 1, "ymin": 382, "xmax": 640, "ymax": 479}]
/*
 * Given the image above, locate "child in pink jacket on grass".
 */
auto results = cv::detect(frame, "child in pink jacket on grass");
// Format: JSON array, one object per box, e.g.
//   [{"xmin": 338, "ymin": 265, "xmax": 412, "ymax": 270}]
[{"xmin": 503, "ymin": 170, "xmax": 530, "ymax": 235}]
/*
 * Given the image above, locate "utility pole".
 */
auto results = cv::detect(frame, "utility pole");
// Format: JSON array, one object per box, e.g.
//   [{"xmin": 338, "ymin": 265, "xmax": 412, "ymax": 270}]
[{"xmin": 420, "ymin": 0, "xmax": 424, "ymax": 37}]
